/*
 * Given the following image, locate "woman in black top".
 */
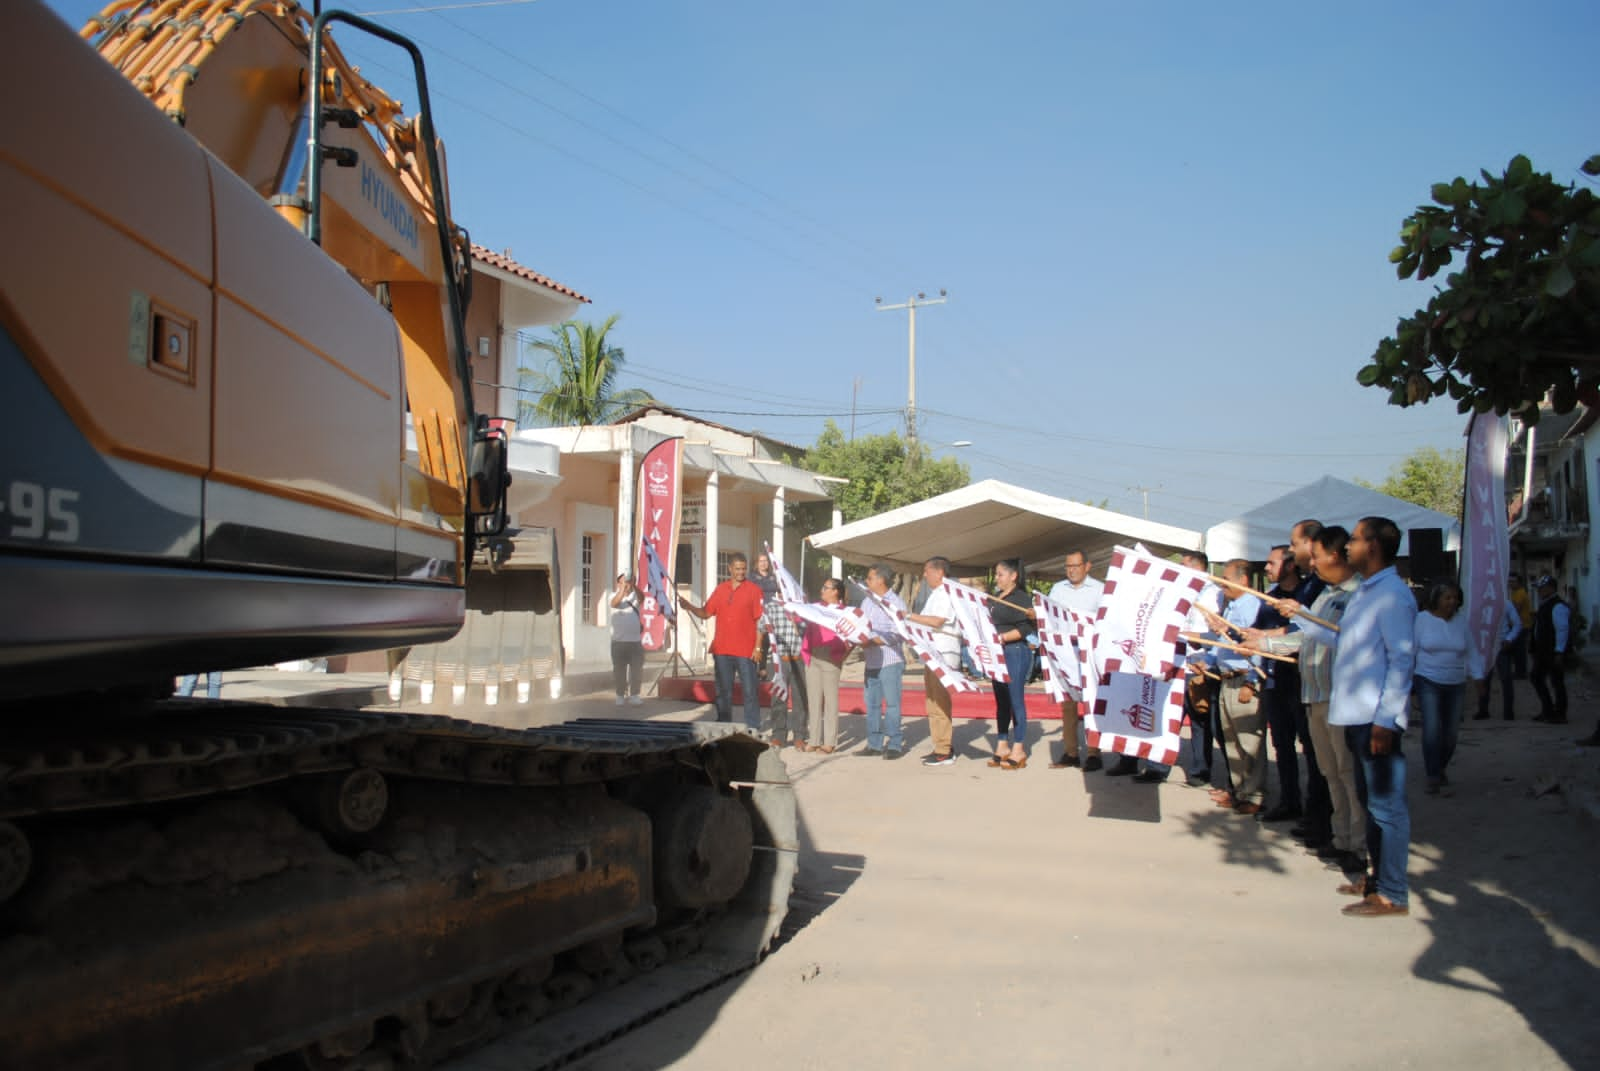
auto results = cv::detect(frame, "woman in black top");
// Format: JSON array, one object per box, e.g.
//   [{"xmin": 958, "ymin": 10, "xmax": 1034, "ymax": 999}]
[{"xmin": 987, "ymin": 558, "xmax": 1037, "ymax": 769}]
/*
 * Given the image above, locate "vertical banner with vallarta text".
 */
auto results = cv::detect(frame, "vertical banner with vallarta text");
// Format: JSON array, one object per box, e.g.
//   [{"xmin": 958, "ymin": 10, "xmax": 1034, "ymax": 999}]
[
  {"xmin": 1461, "ymin": 413, "xmax": 1510, "ymax": 678},
  {"xmin": 635, "ymin": 437, "xmax": 683, "ymax": 651}
]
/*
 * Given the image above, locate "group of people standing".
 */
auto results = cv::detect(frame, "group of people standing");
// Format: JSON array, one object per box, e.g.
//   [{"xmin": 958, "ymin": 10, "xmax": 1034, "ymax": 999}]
[{"xmin": 617, "ymin": 532, "xmax": 1597, "ymax": 920}]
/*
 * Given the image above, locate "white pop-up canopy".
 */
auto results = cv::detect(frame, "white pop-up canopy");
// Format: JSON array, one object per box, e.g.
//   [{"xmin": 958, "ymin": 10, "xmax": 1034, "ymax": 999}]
[
  {"xmin": 1203, "ymin": 475, "xmax": 1460, "ymax": 562},
  {"xmin": 807, "ymin": 479, "xmax": 1202, "ymax": 576}
]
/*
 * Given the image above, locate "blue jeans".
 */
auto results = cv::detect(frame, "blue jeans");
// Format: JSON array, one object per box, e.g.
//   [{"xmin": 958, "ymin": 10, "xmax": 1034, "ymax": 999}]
[
  {"xmin": 177, "ymin": 672, "xmax": 221, "ymax": 699},
  {"xmin": 991, "ymin": 641, "xmax": 1032, "ymax": 745},
  {"xmin": 1413, "ymin": 674, "xmax": 1463, "ymax": 780},
  {"xmin": 1346, "ymin": 723, "xmax": 1409, "ymax": 907},
  {"xmin": 713, "ymin": 654, "xmax": 761, "ymax": 729},
  {"xmin": 863, "ymin": 661, "xmax": 905, "ymax": 751}
]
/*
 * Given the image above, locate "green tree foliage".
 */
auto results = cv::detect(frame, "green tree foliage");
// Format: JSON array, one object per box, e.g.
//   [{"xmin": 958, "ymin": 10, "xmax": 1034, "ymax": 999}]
[
  {"xmin": 801, "ymin": 420, "xmax": 971, "ymax": 524},
  {"xmin": 517, "ymin": 314, "xmax": 654, "ymax": 426},
  {"xmin": 1354, "ymin": 446, "xmax": 1465, "ymax": 519},
  {"xmin": 1360, "ymin": 154, "xmax": 1600, "ymax": 420}
]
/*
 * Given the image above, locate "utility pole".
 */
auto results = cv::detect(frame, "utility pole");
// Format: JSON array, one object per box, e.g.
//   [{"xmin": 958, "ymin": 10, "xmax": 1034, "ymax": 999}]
[
  {"xmin": 875, "ymin": 290, "xmax": 946, "ymax": 449},
  {"xmin": 850, "ymin": 376, "xmax": 861, "ymax": 441},
  {"xmin": 1128, "ymin": 484, "xmax": 1162, "ymax": 521}
]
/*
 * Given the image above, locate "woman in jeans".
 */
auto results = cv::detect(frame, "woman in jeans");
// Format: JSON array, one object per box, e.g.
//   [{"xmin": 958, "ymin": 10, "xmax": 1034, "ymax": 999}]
[
  {"xmin": 801, "ymin": 578, "xmax": 851, "ymax": 753},
  {"xmin": 987, "ymin": 559, "xmax": 1036, "ymax": 770},
  {"xmin": 1413, "ymin": 581, "xmax": 1484, "ymax": 793}
]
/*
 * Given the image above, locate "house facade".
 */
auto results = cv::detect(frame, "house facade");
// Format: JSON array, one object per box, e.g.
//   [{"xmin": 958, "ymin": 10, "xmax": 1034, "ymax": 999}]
[
  {"xmin": 515, "ymin": 405, "xmax": 840, "ymax": 670},
  {"xmin": 1508, "ymin": 405, "xmax": 1594, "ymax": 639}
]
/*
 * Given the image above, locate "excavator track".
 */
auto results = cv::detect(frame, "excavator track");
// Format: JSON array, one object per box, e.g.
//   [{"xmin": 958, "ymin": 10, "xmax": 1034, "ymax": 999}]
[{"xmin": 0, "ymin": 705, "xmax": 798, "ymax": 1070}]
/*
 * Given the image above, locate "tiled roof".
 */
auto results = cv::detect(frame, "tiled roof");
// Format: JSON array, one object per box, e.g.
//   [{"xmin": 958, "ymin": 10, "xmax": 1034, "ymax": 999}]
[{"xmin": 470, "ymin": 244, "xmax": 590, "ymax": 303}]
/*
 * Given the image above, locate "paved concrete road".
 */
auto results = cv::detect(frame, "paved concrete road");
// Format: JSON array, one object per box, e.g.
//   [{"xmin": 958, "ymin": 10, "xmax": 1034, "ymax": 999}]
[
  {"xmin": 236, "ymin": 668, "xmax": 1597, "ymax": 1070},
  {"xmin": 532, "ymin": 690, "xmax": 1599, "ymax": 1071}
]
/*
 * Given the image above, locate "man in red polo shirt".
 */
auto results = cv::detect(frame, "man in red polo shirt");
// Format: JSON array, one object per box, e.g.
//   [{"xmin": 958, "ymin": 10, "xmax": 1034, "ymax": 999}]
[{"xmin": 681, "ymin": 551, "xmax": 766, "ymax": 729}]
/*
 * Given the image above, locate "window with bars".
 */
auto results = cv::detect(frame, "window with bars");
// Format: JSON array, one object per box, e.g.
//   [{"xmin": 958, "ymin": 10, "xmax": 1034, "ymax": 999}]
[
  {"xmin": 581, "ymin": 534, "xmax": 595, "ymax": 621},
  {"xmin": 716, "ymin": 550, "xmax": 737, "ymax": 584}
]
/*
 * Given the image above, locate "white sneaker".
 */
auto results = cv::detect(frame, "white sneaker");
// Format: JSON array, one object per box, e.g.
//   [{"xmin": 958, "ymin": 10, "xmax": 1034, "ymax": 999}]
[
  {"xmin": 615, "ymin": 696, "xmax": 626, "ymax": 706},
  {"xmin": 628, "ymin": 696, "xmax": 643, "ymax": 705}
]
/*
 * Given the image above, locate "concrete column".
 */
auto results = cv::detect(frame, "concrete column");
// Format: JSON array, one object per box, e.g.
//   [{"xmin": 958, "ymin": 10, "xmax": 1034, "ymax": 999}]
[
  {"xmin": 705, "ymin": 468, "xmax": 720, "ymax": 597},
  {"xmin": 831, "ymin": 505, "xmax": 843, "ymax": 580},
  {"xmin": 617, "ymin": 435, "xmax": 635, "ymax": 578},
  {"xmin": 771, "ymin": 486, "xmax": 786, "ymax": 562}
]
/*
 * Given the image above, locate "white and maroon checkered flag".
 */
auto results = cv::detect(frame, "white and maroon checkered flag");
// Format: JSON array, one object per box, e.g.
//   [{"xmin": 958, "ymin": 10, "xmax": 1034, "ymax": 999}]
[
  {"xmin": 1033, "ymin": 591, "xmax": 1098, "ymax": 705},
  {"xmin": 763, "ymin": 542, "xmax": 807, "ymax": 607},
  {"xmin": 896, "ymin": 613, "xmax": 982, "ymax": 694},
  {"xmin": 787, "ymin": 600, "xmax": 870, "ymax": 644},
  {"xmin": 1086, "ymin": 670, "xmax": 1184, "ymax": 765},
  {"xmin": 1095, "ymin": 546, "xmax": 1207, "ymax": 678},
  {"xmin": 942, "ymin": 578, "xmax": 1009, "ymax": 683}
]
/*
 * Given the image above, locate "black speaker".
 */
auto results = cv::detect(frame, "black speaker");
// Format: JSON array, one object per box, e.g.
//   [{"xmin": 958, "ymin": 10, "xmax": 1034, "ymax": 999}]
[{"xmin": 1408, "ymin": 527, "xmax": 1447, "ymax": 581}]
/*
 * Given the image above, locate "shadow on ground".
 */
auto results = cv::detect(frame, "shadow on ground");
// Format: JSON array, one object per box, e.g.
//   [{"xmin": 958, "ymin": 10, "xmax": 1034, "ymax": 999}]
[{"xmin": 1178, "ymin": 674, "xmax": 1600, "ymax": 1065}]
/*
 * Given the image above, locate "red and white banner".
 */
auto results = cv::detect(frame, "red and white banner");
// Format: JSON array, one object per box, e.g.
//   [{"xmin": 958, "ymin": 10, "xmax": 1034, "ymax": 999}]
[
  {"xmin": 943, "ymin": 578, "xmax": 1009, "ymax": 683},
  {"xmin": 787, "ymin": 600, "xmax": 871, "ymax": 644},
  {"xmin": 634, "ymin": 437, "xmax": 683, "ymax": 651},
  {"xmin": 1034, "ymin": 591, "xmax": 1099, "ymax": 708},
  {"xmin": 896, "ymin": 612, "xmax": 982, "ymax": 694},
  {"xmin": 1461, "ymin": 413, "xmax": 1509, "ymax": 679},
  {"xmin": 1095, "ymin": 546, "xmax": 1207, "ymax": 677},
  {"xmin": 1087, "ymin": 670, "xmax": 1184, "ymax": 766}
]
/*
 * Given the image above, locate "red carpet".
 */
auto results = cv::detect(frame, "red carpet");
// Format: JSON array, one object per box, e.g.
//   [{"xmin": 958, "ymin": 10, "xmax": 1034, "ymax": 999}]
[{"xmin": 655, "ymin": 675, "xmax": 1063, "ymax": 720}]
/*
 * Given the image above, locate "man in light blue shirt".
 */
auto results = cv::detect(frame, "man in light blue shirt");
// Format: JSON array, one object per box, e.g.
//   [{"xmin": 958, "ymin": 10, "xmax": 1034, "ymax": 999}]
[
  {"xmin": 859, "ymin": 564, "xmax": 908, "ymax": 758},
  {"xmin": 1207, "ymin": 559, "xmax": 1266, "ymax": 813},
  {"xmin": 1291, "ymin": 516, "xmax": 1414, "ymax": 918}
]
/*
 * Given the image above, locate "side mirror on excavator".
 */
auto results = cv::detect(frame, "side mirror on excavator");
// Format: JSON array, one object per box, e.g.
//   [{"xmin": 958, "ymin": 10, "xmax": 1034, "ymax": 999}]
[{"xmin": 468, "ymin": 427, "xmax": 510, "ymax": 537}]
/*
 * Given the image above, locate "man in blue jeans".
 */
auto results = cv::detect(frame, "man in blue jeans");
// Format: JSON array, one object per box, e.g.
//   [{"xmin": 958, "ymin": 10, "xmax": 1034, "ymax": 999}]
[
  {"xmin": 681, "ymin": 552, "xmax": 766, "ymax": 730},
  {"xmin": 858, "ymin": 564, "xmax": 907, "ymax": 759},
  {"xmin": 176, "ymin": 672, "xmax": 222, "ymax": 698},
  {"xmin": 1291, "ymin": 516, "xmax": 1415, "ymax": 918}
]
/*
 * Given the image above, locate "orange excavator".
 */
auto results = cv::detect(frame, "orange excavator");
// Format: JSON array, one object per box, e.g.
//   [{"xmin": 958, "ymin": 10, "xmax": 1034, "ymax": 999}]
[{"xmin": 0, "ymin": 3, "xmax": 795, "ymax": 1067}]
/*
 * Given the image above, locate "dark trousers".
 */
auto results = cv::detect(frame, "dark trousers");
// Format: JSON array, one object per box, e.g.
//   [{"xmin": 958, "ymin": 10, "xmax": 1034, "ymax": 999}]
[
  {"xmin": 1531, "ymin": 654, "xmax": 1568, "ymax": 719},
  {"xmin": 1265, "ymin": 683, "xmax": 1303, "ymax": 810},
  {"xmin": 1185, "ymin": 677, "xmax": 1219, "ymax": 778},
  {"xmin": 1295, "ymin": 698, "xmax": 1331, "ymax": 835},
  {"xmin": 611, "ymin": 639, "xmax": 644, "ymax": 697},
  {"xmin": 1477, "ymin": 645, "xmax": 1515, "ymax": 717}
]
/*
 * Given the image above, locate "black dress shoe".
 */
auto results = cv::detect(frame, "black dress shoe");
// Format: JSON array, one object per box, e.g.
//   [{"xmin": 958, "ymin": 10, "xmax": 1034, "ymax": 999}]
[
  {"xmin": 1184, "ymin": 772, "xmax": 1212, "ymax": 788},
  {"xmin": 1313, "ymin": 842, "xmax": 1342, "ymax": 861},
  {"xmin": 1260, "ymin": 805, "xmax": 1301, "ymax": 823},
  {"xmin": 1132, "ymin": 770, "xmax": 1168, "ymax": 784},
  {"xmin": 1050, "ymin": 754, "xmax": 1081, "ymax": 769},
  {"xmin": 1104, "ymin": 761, "xmax": 1137, "ymax": 777},
  {"xmin": 1288, "ymin": 825, "xmax": 1308, "ymax": 838},
  {"xmin": 1082, "ymin": 755, "xmax": 1104, "ymax": 772}
]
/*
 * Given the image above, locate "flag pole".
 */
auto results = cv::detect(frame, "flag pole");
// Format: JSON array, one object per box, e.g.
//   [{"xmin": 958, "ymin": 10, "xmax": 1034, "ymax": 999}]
[
  {"xmin": 1213, "ymin": 575, "xmax": 1340, "ymax": 632},
  {"xmin": 1179, "ymin": 632, "xmax": 1298, "ymax": 664}
]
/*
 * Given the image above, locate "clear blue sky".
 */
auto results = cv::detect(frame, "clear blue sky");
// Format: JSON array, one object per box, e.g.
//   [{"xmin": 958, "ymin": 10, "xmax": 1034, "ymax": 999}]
[{"xmin": 45, "ymin": 0, "xmax": 1600, "ymax": 530}]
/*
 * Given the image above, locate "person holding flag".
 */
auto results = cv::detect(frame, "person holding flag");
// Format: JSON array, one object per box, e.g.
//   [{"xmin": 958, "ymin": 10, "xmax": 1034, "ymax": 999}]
[
  {"xmin": 680, "ymin": 552, "xmax": 766, "ymax": 730},
  {"xmin": 1047, "ymin": 549, "xmax": 1104, "ymax": 772},
  {"xmin": 905, "ymin": 556, "xmax": 964, "ymax": 767},
  {"xmin": 857, "ymin": 565, "xmax": 909, "ymax": 759},
  {"xmin": 987, "ymin": 558, "xmax": 1037, "ymax": 770},
  {"xmin": 801, "ymin": 577, "xmax": 854, "ymax": 753}
]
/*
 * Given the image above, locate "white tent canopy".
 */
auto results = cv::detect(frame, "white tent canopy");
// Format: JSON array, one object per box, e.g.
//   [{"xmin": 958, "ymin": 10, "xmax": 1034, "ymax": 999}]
[
  {"xmin": 1203, "ymin": 475, "xmax": 1460, "ymax": 562},
  {"xmin": 807, "ymin": 479, "xmax": 1202, "ymax": 576}
]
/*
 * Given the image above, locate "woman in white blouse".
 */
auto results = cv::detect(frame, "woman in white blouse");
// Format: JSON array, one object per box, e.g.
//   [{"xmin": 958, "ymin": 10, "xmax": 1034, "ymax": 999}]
[{"xmin": 1413, "ymin": 581, "xmax": 1484, "ymax": 794}]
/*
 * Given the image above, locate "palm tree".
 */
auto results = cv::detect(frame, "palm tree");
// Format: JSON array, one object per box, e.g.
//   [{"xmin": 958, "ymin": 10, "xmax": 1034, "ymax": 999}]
[{"xmin": 517, "ymin": 314, "xmax": 655, "ymax": 426}]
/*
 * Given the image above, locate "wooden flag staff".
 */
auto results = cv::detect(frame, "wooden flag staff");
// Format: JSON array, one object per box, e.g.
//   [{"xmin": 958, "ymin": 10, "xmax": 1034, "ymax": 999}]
[
  {"xmin": 1180, "ymin": 632, "xmax": 1298, "ymax": 664},
  {"xmin": 1213, "ymin": 575, "xmax": 1340, "ymax": 632}
]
